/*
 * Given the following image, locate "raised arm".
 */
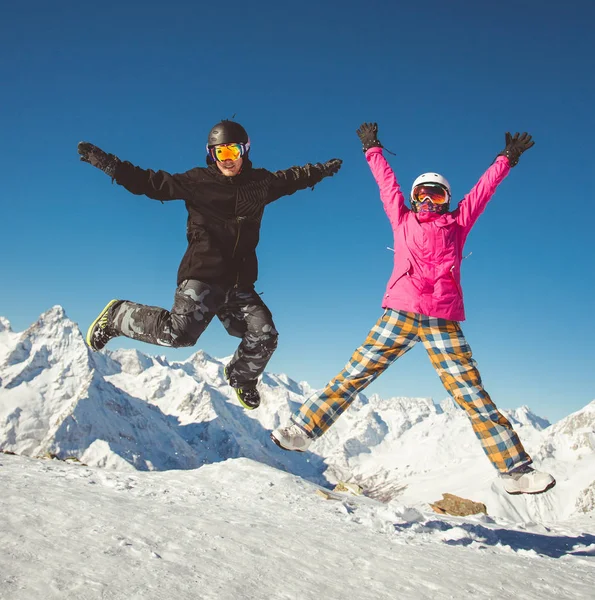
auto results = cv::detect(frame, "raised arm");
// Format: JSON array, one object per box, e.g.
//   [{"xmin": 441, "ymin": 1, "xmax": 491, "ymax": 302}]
[
  {"xmin": 266, "ymin": 159, "xmax": 342, "ymax": 203},
  {"xmin": 357, "ymin": 123, "xmax": 407, "ymax": 227},
  {"xmin": 454, "ymin": 132, "xmax": 534, "ymax": 233},
  {"xmin": 77, "ymin": 141, "xmax": 192, "ymax": 201}
]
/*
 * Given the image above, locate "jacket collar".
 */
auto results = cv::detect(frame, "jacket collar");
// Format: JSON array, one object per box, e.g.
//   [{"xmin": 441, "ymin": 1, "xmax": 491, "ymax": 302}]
[
  {"xmin": 413, "ymin": 211, "xmax": 455, "ymax": 227},
  {"xmin": 206, "ymin": 157, "xmax": 254, "ymax": 185}
]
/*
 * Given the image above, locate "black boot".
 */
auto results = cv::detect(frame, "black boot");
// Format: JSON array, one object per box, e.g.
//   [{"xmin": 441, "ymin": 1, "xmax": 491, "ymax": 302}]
[
  {"xmin": 86, "ymin": 299, "xmax": 122, "ymax": 351},
  {"xmin": 224, "ymin": 365, "xmax": 261, "ymax": 410}
]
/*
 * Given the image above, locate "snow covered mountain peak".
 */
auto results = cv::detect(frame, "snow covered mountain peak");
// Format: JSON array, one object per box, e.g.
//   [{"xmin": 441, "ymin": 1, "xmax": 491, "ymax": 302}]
[
  {"xmin": 2, "ymin": 305, "xmax": 91, "ymax": 386},
  {"xmin": 39, "ymin": 304, "xmax": 67, "ymax": 322},
  {"xmin": 0, "ymin": 316, "xmax": 12, "ymax": 333},
  {"xmin": 1, "ymin": 306, "xmax": 594, "ymax": 523},
  {"xmin": 181, "ymin": 347, "xmax": 219, "ymax": 366},
  {"xmin": 506, "ymin": 405, "xmax": 551, "ymax": 430},
  {"xmin": 538, "ymin": 400, "xmax": 595, "ymax": 458},
  {"xmin": 9, "ymin": 305, "xmax": 86, "ymax": 354},
  {"xmin": 556, "ymin": 399, "xmax": 595, "ymax": 436}
]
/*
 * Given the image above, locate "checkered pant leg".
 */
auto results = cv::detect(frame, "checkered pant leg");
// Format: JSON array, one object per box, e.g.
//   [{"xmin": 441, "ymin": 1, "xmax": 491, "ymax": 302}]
[
  {"xmin": 293, "ymin": 310, "xmax": 419, "ymax": 438},
  {"xmin": 419, "ymin": 317, "xmax": 532, "ymax": 473}
]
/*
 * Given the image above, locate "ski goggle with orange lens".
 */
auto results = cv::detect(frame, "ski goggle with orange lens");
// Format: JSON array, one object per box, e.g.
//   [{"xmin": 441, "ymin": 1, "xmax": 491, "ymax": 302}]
[
  {"xmin": 412, "ymin": 184, "xmax": 450, "ymax": 205},
  {"xmin": 208, "ymin": 142, "xmax": 249, "ymax": 162}
]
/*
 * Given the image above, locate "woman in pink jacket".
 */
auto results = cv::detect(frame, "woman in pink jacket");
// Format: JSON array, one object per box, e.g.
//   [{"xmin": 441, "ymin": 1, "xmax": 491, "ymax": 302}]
[{"xmin": 272, "ymin": 123, "xmax": 555, "ymax": 495}]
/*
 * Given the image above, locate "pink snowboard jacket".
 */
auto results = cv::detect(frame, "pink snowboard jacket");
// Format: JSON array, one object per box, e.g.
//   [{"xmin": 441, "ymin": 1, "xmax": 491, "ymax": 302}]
[{"xmin": 366, "ymin": 147, "xmax": 511, "ymax": 321}]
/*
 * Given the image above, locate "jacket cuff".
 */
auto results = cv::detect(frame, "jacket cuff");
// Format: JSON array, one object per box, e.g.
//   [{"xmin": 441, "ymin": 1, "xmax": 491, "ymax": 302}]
[{"xmin": 365, "ymin": 147, "xmax": 384, "ymax": 158}]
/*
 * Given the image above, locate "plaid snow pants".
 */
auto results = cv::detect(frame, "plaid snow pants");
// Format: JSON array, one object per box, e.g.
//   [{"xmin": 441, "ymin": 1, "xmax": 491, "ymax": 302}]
[{"xmin": 292, "ymin": 309, "xmax": 531, "ymax": 473}]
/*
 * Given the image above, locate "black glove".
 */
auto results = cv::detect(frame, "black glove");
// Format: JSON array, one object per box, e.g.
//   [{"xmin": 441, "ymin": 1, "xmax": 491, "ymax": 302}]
[
  {"xmin": 497, "ymin": 132, "xmax": 534, "ymax": 167},
  {"xmin": 78, "ymin": 141, "xmax": 120, "ymax": 178},
  {"xmin": 319, "ymin": 158, "xmax": 342, "ymax": 177},
  {"xmin": 356, "ymin": 122, "xmax": 383, "ymax": 152}
]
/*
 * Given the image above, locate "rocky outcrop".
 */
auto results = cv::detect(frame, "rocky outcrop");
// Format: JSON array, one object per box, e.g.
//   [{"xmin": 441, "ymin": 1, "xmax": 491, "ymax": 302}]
[{"xmin": 430, "ymin": 493, "xmax": 487, "ymax": 516}]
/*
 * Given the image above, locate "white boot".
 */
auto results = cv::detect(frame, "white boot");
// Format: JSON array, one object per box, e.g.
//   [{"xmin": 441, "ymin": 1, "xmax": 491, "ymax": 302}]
[
  {"xmin": 270, "ymin": 422, "xmax": 312, "ymax": 452},
  {"xmin": 501, "ymin": 464, "xmax": 556, "ymax": 495}
]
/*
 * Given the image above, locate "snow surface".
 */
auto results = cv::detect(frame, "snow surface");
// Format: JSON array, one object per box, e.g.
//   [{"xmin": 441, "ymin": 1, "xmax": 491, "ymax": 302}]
[
  {"xmin": 1, "ymin": 307, "xmax": 594, "ymax": 599},
  {"xmin": 1, "ymin": 454, "xmax": 594, "ymax": 600}
]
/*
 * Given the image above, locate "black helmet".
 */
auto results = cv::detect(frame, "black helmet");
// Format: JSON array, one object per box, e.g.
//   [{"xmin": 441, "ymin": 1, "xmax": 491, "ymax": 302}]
[{"xmin": 207, "ymin": 120, "xmax": 249, "ymax": 148}]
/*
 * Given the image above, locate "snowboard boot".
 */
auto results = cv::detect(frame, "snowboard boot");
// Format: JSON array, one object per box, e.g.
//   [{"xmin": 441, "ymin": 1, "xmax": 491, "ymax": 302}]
[
  {"xmin": 270, "ymin": 422, "xmax": 312, "ymax": 452},
  {"xmin": 86, "ymin": 299, "xmax": 122, "ymax": 351},
  {"xmin": 224, "ymin": 365, "xmax": 261, "ymax": 410},
  {"xmin": 500, "ymin": 464, "xmax": 556, "ymax": 495}
]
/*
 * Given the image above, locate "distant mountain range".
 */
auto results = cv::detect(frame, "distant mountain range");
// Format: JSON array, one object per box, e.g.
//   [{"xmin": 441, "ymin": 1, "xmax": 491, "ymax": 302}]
[{"xmin": 1, "ymin": 306, "xmax": 594, "ymax": 522}]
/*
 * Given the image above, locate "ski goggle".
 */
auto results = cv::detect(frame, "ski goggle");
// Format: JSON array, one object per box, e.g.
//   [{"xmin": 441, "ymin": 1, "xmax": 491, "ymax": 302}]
[
  {"xmin": 208, "ymin": 142, "xmax": 249, "ymax": 162},
  {"xmin": 412, "ymin": 184, "xmax": 450, "ymax": 205}
]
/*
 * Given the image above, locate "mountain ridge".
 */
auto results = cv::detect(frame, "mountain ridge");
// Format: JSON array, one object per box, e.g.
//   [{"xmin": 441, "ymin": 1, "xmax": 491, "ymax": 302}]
[{"xmin": 1, "ymin": 306, "xmax": 594, "ymax": 522}]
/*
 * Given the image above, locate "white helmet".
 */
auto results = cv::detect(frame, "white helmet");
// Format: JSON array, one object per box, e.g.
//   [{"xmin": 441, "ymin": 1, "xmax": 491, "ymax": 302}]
[
  {"xmin": 410, "ymin": 172, "xmax": 451, "ymax": 214},
  {"xmin": 410, "ymin": 172, "xmax": 451, "ymax": 199}
]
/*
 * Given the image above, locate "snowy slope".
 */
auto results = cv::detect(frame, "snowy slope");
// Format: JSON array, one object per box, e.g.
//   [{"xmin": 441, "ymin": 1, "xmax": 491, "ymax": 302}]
[
  {"xmin": 1, "ymin": 453, "xmax": 594, "ymax": 600},
  {"xmin": 1, "ymin": 307, "xmax": 594, "ymax": 526}
]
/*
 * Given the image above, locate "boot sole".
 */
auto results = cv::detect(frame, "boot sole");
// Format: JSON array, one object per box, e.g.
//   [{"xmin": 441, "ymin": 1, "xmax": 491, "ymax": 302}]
[
  {"xmin": 269, "ymin": 432, "xmax": 305, "ymax": 453},
  {"xmin": 505, "ymin": 478, "xmax": 557, "ymax": 495},
  {"xmin": 232, "ymin": 387, "xmax": 259, "ymax": 410},
  {"xmin": 236, "ymin": 393, "xmax": 259, "ymax": 411},
  {"xmin": 86, "ymin": 299, "xmax": 120, "ymax": 351}
]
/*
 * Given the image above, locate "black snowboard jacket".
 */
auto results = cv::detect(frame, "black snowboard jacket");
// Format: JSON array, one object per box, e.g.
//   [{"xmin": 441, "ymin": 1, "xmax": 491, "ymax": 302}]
[{"xmin": 113, "ymin": 158, "xmax": 331, "ymax": 288}]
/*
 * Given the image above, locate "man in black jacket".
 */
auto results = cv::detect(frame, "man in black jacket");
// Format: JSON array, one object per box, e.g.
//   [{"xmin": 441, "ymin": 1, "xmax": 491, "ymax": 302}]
[{"xmin": 79, "ymin": 120, "xmax": 342, "ymax": 409}]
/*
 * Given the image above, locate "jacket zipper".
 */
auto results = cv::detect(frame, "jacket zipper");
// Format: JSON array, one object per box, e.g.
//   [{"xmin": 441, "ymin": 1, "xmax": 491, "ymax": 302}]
[
  {"xmin": 232, "ymin": 216, "xmax": 245, "ymax": 288},
  {"xmin": 450, "ymin": 265, "xmax": 463, "ymax": 297}
]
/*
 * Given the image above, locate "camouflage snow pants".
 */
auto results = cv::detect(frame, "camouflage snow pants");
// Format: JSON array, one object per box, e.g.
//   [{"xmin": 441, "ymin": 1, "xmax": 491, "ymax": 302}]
[{"xmin": 109, "ymin": 279, "xmax": 278, "ymax": 386}]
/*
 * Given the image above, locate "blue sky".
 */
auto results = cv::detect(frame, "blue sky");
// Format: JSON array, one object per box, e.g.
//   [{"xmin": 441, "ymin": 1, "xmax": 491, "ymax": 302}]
[{"xmin": 1, "ymin": 0, "xmax": 593, "ymax": 423}]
